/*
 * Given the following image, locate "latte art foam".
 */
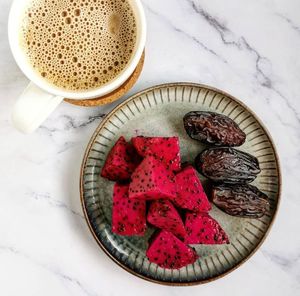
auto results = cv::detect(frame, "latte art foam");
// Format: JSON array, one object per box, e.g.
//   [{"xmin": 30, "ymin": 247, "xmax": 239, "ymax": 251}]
[{"xmin": 20, "ymin": 0, "xmax": 137, "ymax": 91}]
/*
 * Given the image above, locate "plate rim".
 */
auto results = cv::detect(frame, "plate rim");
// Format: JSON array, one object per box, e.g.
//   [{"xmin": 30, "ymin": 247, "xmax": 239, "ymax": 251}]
[{"xmin": 79, "ymin": 82, "xmax": 282, "ymax": 286}]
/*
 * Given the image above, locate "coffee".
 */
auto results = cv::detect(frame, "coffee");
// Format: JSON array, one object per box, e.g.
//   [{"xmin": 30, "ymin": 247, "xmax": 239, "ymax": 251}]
[{"xmin": 20, "ymin": 0, "xmax": 137, "ymax": 91}]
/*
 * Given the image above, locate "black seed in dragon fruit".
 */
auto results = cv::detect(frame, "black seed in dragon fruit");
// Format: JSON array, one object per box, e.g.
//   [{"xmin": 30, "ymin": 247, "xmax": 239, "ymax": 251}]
[
  {"xmin": 146, "ymin": 230, "xmax": 199, "ymax": 269},
  {"xmin": 147, "ymin": 199, "xmax": 186, "ymax": 240},
  {"xmin": 132, "ymin": 136, "xmax": 181, "ymax": 172},
  {"xmin": 185, "ymin": 212, "xmax": 229, "ymax": 244},
  {"xmin": 112, "ymin": 183, "xmax": 146, "ymax": 236},
  {"xmin": 101, "ymin": 136, "xmax": 141, "ymax": 181},
  {"xmin": 129, "ymin": 156, "xmax": 176, "ymax": 200},
  {"xmin": 175, "ymin": 165, "xmax": 211, "ymax": 212}
]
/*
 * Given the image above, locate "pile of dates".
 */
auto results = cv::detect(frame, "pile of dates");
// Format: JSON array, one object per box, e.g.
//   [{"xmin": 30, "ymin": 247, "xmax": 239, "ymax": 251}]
[{"xmin": 184, "ymin": 111, "xmax": 270, "ymax": 218}]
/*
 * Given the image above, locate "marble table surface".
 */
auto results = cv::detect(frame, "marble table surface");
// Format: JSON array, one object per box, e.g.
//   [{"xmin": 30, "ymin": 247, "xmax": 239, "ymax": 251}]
[{"xmin": 0, "ymin": 0, "xmax": 299, "ymax": 295}]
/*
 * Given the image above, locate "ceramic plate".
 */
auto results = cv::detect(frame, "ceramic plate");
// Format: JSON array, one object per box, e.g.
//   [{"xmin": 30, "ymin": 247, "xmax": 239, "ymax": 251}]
[{"xmin": 80, "ymin": 83, "xmax": 281, "ymax": 285}]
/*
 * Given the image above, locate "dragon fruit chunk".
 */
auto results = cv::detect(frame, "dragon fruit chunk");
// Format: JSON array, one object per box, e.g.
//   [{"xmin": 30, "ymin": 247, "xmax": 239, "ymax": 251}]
[
  {"xmin": 129, "ymin": 156, "xmax": 176, "ymax": 200},
  {"xmin": 185, "ymin": 212, "xmax": 229, "ymax": 244},
  {"xmin": 147, "ymin": 200, "xmax": 186, "ymax": 240},
  {"xmin": 101, "ymin": 136, "xmax": 140, "ymax": 181},
  {"xmin": 132, "ymin": 136, "xmax": 181, "ymax": 172},
  {"xmin": 112, "ymin": 183, "xmax": 146, "ymax": 236},
  {"xmin": 146, "ymin": 230, "xmax": 199, "ymax": 269},
  {"xmin": 175, "ymin": 165, "xmax": 211, "ymax": 212}
]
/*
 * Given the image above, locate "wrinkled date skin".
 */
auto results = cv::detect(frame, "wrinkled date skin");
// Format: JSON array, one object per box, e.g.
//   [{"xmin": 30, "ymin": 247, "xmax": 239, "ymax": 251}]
[
  {"xmin": 195, "ymin": 147, "xmax": 260, "ymax": 183},
  {"xmin": 183, "ymin": 111, "xmax": 246, "ymax": 146},
  {"xmin": 212, "ymin": 184, "xmax": 270, "ymax": 218}
]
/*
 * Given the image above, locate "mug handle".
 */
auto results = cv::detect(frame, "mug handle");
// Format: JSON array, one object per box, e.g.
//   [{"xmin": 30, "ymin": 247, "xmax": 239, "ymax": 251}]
[{"xmin": 12, "ymin": 82, "xmax": 64, "ymax": 133}]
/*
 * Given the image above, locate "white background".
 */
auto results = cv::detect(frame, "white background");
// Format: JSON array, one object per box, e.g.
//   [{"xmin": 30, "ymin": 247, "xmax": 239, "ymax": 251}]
[{"xmin": 0, "ymin": 0, "xmax": 299, "ymax": 295}]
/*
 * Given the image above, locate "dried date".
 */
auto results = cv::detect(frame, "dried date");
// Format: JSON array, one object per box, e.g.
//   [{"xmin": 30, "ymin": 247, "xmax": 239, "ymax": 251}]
[
  {"xmin": 195, "ymin": 147, "xmax": 260, "ymax": 183},
  {"xmin": 212, "ymin": 184, "xmax": 270, "ymax": 218},
  {"xmin": 183, "ymin": 111, "xmax": 246, "ymax": 146}
]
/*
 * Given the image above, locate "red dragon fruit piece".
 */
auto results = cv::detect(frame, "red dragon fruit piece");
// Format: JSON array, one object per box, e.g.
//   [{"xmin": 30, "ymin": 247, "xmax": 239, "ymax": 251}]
[
  {"xmin": 101, "ymin": 136, "xmax": 140, "ymax": 181},
  {"xmin": 132, "ymin": 136, "xmax": 181, "ymax": 172},
  {"xmin": 175, "ymin": 166, "xmax": 211, "ymax": 212},
  {"xmin": 146, "ymin": 230, "xmax": 199, "ymax": 269},
  {"xmin": 129, "ymin": 156, "xmax": 176, "ymax": 200},
  {"xmin": 185, "ymin": 212, "xmax": 229, "ymax": 244},
  {"xmin": 147, "ymin": 200, "xmax": 186, "ymax": 240},
  {"xmin": 112, "ymin": 183, "xmax": 146, "ymax": 236}
]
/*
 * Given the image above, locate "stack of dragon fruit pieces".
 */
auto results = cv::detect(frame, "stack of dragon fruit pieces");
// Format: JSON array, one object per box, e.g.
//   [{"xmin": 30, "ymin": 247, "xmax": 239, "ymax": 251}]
[{"xmin": 101, "ymin": 136, "xmax": 229, "ymax": 270}]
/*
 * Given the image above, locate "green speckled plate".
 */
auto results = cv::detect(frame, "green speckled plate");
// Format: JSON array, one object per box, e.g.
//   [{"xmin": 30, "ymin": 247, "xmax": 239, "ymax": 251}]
[{"xmin": 80, "ymin": 83, "xmax": 281, "ymax": 285}]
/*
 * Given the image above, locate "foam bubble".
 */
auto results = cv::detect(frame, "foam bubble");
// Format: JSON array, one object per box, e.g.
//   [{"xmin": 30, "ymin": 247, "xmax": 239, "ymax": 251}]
[{"xmin": 21, "ymin": 0, "xmax": 137, "ymax": 91}]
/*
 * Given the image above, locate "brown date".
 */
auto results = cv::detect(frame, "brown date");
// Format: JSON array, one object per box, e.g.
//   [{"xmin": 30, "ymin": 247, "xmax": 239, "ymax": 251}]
[
  {"xmin": 212, "ymin": 184, "xmax": 270, "ymax": 218},
  {"xmin": 195, "ymin": 147, "xmax": 260, "ymax": 183},
  {"xmin": 183, "ymin": 111, "xmax": 246, "ymax": 146}
]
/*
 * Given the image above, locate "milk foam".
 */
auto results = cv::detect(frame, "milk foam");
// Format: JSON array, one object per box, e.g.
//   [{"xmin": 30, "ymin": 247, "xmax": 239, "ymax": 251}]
[{"xmin": 20, "ymin": 0, "xmax": 137, "ymax": 91}]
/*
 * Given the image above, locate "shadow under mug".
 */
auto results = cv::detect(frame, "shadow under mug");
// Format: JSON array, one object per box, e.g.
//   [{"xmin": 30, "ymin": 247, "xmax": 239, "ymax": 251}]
[{"xmin": 8, "ymin": 0, "xmax": 146, "ymax": 133}]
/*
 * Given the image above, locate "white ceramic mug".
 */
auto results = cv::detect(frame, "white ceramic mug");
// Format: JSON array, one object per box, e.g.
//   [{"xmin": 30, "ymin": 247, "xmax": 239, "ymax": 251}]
[{"xmin": 8, "ymin": 0, "xmax": 146, "ymax": 133}]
